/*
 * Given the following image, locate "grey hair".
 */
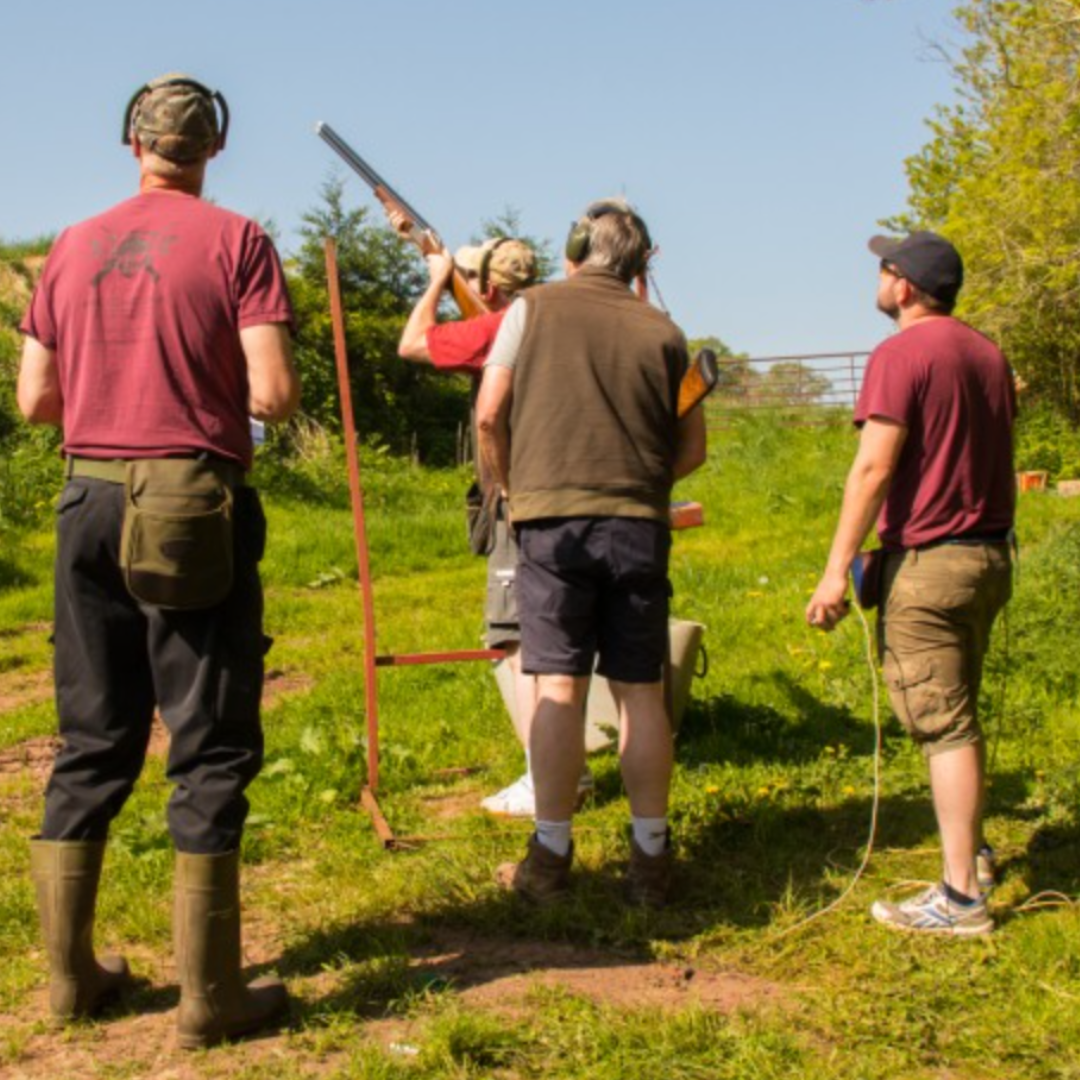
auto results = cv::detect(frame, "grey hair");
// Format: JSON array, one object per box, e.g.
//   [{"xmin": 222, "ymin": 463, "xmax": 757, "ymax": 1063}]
[{"xmin": 581, "ymin": 209, "xmax": 652, "ymax": 283}]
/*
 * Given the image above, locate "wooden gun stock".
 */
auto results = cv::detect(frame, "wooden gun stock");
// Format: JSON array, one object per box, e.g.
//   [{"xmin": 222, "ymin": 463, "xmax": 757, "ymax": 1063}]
[
  {"xmin": 677, "ymin": 348, "xmax": 719, "ymax": 418},
  {"xmin": 316, "ymin": 122, "xmax": 490, "ymax": 320}
]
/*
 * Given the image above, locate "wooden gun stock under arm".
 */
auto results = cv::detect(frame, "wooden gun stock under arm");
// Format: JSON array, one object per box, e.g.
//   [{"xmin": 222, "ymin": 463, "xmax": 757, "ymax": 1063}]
[
  {"xmin": 677, "ymin": 348, "xmax": 719, "ymax": 418},
  {"xmin": 315, "ymin": 122, "xmax": 489, "ymax": 320}
]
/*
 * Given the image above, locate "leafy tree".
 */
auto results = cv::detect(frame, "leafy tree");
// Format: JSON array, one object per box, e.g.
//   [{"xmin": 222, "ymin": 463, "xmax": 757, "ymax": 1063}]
[
  {"xmin": 288, "ymin": 178, "xmax": 471, "ymax": 463},
  {"xmin": 687, "ymin": 335, "xmax": 755, "ymax": 397},
  {"xmin": 889, "ymin": 0, "xmax": 1080, "ymax": 419},
  {"xmin": 756, "ymin": 361, "xmax": 832, "ymax": 406}
]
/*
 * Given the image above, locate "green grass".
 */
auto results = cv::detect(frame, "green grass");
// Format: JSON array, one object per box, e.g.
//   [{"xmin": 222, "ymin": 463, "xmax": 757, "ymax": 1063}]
[{"xmin": 2, "ymin": 414, "xmax": 1080, "ymax": 1078}]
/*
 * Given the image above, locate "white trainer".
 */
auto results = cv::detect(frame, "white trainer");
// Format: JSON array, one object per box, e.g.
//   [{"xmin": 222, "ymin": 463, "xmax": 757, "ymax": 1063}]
[
  {"xmin": 480, "ymin": 769, "xmax": 595, "ymax": 818},
  {"xmin": 481, "ymin": 773, "xmax": 535, "ymax": 817}
]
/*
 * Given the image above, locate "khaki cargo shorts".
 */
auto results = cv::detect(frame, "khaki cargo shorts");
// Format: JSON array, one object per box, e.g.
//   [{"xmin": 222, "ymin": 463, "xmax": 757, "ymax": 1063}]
[{"xmin": 877, "ymin": 543, "xmax": 1012, "ymax": 756}]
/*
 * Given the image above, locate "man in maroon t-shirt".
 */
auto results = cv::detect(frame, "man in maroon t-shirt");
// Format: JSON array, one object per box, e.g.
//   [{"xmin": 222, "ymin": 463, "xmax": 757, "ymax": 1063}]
[
  {"xmin": 17, "ymin": 74, "xmax": 299, "ymax": 1045},
  {"xmin": 807, "ymin": 231, "xmax": 1014, "ymax": 937},
  {"xmin": 390, "ymin": 220, "xmax": 590, "ymax": 819}
]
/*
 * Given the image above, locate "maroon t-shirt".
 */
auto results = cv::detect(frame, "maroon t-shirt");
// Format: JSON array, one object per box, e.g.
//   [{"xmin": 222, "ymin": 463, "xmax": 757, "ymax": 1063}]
[
  {"xmin": 856, "ymin": 316, "xmax": 1016, "ymax": 549},
  {"xmin": 426, "ymin": 310, "xmax": 505, "ymax": 375},
  {"xmin": 21, "ymin": 191, "xmax": 294, "ymax": 469}
]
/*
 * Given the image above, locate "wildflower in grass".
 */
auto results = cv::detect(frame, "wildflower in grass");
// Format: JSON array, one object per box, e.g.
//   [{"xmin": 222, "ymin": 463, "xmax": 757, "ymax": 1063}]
[
  {"xmin": 705, "ymin": 785, "xmax": 720, "ymax": 795},
  {"xmin": 819, "ymin": 660, "xmax": 833, "ymax": 672},
  {"xmin": 842, "ymin": 785, "xmax": 857, "ymax": 797}
]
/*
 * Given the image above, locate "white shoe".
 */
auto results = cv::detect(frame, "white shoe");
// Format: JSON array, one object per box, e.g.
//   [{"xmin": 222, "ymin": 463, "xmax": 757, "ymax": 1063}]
[
  {"xmin": 480, "ymin": 769, "xmax": 596, "ymax": 818},
  {"xmin": 481, "ymin": 773, "xmax": 535, "ymax": 818}
]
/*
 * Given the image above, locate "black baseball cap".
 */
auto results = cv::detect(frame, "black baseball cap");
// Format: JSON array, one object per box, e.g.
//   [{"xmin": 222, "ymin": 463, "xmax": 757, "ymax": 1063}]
[{"xmin": 868, "ymin": 230, "xmax": 964, "ymax": 305}]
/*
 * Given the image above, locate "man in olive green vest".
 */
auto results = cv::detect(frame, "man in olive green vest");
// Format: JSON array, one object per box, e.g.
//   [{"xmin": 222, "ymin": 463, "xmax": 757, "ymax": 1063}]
[{"xmin": 476, "ymin": 198, "xmax": 707, "ymax": 906}]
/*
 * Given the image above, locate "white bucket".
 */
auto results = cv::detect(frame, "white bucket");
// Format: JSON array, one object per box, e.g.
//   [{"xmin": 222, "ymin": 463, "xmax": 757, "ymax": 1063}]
[{"xmin": 492, "ymin": 618, "xmax": 706, "ymax": 752}]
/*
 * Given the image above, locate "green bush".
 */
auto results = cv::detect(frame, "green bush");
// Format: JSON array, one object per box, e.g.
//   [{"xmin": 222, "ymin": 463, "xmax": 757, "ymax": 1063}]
[{"xmin": 1015, "ymin": 399, "xmax": 1080, "ymax": 479}]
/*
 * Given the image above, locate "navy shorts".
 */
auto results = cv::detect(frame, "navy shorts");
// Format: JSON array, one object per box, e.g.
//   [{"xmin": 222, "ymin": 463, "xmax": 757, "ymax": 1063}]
[{"xmin": 516, "ymin": 517, "xmax": 671, "ymax": 683}]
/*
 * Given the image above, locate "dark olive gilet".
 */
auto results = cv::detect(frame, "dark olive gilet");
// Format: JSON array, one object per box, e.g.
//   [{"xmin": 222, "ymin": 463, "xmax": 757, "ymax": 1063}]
[{"xmin": 508, "ymin": 267, "xmax": 687, "ymax": 522}]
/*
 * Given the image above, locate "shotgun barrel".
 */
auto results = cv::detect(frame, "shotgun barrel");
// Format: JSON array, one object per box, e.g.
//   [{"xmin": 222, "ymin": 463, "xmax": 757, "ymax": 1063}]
[{"xmin": 315, "ymin": 122, "xmax": 436, "ymax": 235}]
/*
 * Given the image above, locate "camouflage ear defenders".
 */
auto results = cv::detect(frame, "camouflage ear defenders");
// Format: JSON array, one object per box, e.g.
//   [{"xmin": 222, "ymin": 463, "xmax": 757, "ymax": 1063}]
[
  {"xmin": 122, "ymin": 73, "xmax": 229, "ymax": 163},
  {"xmin": 564, "ymin": 198, "xmax": 653, "ymax": 265}
]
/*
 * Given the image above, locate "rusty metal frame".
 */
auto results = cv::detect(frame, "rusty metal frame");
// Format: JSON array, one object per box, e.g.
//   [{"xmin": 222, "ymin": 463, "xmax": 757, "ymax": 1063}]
[{"xmin": 324, "ymin": 237, "xmax": 504, "ymax": 849}]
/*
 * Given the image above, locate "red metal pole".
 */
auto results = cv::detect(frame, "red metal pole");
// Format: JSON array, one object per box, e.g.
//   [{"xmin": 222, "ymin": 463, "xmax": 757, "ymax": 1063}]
[{"xmin": 324, "ymin": 237, "xmax": 382, "ymax": 795}]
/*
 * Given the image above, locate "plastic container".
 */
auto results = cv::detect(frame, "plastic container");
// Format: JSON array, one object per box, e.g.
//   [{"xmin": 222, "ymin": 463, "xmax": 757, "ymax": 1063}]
[{"xmin": 492, "ymin": 619, "xmax": 706, "ymax": 752}]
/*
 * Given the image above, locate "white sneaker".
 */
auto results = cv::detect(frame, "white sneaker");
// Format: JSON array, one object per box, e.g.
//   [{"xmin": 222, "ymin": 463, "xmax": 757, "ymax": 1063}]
[
  {"xmin": 871, "ymin": 883, "xmax": 993, "ymax": 937},
  {"xmin": 480, "ymin": 769, "xmax": 595, "ymax": 818},
  {"xmin": 481, "ymin": 773, "xmax": 535, "ymax": 817}
]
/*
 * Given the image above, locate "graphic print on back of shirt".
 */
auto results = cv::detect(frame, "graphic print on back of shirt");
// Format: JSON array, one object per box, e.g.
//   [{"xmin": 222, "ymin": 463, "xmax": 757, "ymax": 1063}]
[{"xmin": 91, "ymin": 230, "xmax": 177, "ymax": 286}]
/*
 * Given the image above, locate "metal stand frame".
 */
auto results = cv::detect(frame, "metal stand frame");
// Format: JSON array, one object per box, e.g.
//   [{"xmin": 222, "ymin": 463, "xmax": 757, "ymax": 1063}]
[{"xmin": 325, "ymin": 238, "xmax": 504, "ymax": 849}]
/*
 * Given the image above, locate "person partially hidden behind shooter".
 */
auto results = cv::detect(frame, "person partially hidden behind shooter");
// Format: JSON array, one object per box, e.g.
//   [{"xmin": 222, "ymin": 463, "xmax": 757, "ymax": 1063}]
[
  {"xmin": 388, "ymin": 209, "xmax": 595, "ymax": 818},
  {"xmin": 17, "ymin": 74, "xmax": 300, "ymax": 1044}
]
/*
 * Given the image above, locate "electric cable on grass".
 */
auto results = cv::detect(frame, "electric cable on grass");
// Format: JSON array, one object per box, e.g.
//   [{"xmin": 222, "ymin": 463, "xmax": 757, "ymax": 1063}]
[{"xmin": 766, "ymin": 601, "xmax": 883, "ymax": 941}]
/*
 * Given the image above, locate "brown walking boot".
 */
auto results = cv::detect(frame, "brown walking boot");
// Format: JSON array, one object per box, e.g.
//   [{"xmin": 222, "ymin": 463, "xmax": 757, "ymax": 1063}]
[
  {"xmin": 174, "ymin": 850, "xmax": 289, "ymax": 1049},
  {"xmin": 625, "ymin": 833, "xmax": 673, "ymax": 909},
  {"xmin": 495, "ymin": 834, "xmax": 573, "ymax": 904},
  {"xmin": 29, "ymin": 839, "xmax": 132, "ymax": 1022}
]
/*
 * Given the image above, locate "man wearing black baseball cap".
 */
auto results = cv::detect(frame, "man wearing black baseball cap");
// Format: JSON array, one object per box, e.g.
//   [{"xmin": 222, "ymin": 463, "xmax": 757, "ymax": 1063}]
[{"xmin": 807, "ymin": 230, "xmax": 1015, "ymax": 936}]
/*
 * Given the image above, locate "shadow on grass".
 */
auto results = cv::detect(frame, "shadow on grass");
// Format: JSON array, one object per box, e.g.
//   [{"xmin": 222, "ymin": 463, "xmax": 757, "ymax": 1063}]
[
  {"xmin": 272, "ymin": 675, "xmax": 1049, "ymax": 1018},
  {"xmin": 678, "ymin": 678, "xmax": 878, "ymax": 770},
  {"xmin": 1017, "ymin": 820, "xmax": 1080, "ymax": 897},
  {"xmin": 0, "ymin": 554, "xmax": 37, "ymax": 592}
]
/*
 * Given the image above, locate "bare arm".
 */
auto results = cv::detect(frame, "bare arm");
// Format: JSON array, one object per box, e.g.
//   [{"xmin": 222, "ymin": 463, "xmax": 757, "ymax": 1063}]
[
  {"xmin": 476, "ymin": 365, "xmax": 514, "ymax": 494},
  {"xmin": 806, "ymin": 417, "xmax": 907, "ymax": 630},
  {"xmin": 673, "ymin": 405, "xmax": 707, "ymax": 480},
  {"xmin": 241, "ymin": 323, "xmax": 300, "ymax": 421},
  {"xmin": 17, "ymin": 336, "xmax": 63, "ymax": 426},
  {"xmin": 398, "ymin": 252, "xmax": 455, "ymax": 363}
]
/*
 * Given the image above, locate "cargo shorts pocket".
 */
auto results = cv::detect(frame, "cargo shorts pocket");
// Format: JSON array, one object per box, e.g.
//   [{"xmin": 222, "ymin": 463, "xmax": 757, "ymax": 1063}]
[
  {"xmin": 882, "ymin": 652, "xmax": 954, "ymax": 741},
  {"xmin": 120, "ymin": 459, "xmax": 234, "ymax": 610}
]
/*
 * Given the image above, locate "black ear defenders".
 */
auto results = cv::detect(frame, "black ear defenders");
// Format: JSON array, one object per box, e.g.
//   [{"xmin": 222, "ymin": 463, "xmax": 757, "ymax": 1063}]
[
  {"xmin": 478, "ymin": 237, "xmax": 510, "ymax": 294},
  {"xmin": 564, "ymin": 201, "xmax": 653, "ymax": 265},
  {"xmin": 121, "ymin": 76, "xmax": 230, "ymax": 152}
]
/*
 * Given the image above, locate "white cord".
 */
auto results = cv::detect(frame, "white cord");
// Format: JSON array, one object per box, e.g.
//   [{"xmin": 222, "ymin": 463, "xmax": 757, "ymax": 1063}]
[{"xmin": 767, "ymin": 602, "xmax": 882, "ymax": 941}]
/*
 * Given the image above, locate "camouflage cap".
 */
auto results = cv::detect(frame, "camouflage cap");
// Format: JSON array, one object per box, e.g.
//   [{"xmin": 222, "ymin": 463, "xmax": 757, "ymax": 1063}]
[
  {"xmin": 130, "ymin": 73, "xmax": 223, "ymax": 164},
  {"xmin": 454, "ymin": 238, "xmax": 537, "ymax": 295}
]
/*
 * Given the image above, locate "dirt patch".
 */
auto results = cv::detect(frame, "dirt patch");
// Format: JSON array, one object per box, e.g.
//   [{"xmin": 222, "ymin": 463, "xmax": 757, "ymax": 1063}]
[
  {"xmin": 263, "ymin": 668, "xmax": 315, "ymax": 705},
  {"xmin": 0, "ymin": 670, "xmax": 52, "ymax": 715},
  {"xmin": 419, "ymin": 789, "xmax": 484, "ymax": 821},
  {"xmin": 0, "ymin": 621, "xmax": 51, "ymax": 641},
  {"xmin": 0, "ymin": 734, "xmax": 60, "ymax": 781},
  {"xmin": 0, "ymin": 928, "xmax": 782, "ymax": 1078},
  {"xmin": 411, "ymin": 929, "xmax": 782, "ymax": 1014}
]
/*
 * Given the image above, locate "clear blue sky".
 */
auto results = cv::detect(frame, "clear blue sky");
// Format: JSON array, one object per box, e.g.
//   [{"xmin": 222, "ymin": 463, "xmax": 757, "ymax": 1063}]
[{"xmin": 1, "ymin": 0, "xmax": 959, "ymax": 357}]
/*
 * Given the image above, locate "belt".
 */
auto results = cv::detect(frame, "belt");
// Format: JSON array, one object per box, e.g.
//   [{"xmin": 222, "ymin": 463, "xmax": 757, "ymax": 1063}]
[
  {"xmin": 65, "ymin": 456, "xmax": 246, "ymax": 487},
  {"xmin": 909, "ymin": 529, "xmax": 1014, "ymax": 551}
]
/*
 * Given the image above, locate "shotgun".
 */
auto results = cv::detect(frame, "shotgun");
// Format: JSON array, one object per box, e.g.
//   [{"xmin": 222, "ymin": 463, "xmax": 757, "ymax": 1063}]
[
  {"xmin": 315, "ymin": 122, "xmax": 488, "ymax": 319},
  {"xmin": 678, "ymin": 348, "xmax": 719, "ymax": 418}
]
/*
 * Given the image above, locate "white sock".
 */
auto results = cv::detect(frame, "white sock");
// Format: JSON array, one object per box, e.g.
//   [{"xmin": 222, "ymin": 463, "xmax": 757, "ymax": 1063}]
[
  {"xmin": 535, "ymin": 819, "xmax": 572, "ymax": 857},
  {"xmin": 632, "ymin": 816, "xmax": 668, "ymax": 857}
]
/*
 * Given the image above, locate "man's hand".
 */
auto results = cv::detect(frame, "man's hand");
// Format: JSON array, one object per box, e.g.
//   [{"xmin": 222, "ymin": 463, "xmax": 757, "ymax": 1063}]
[
  {"xmin": 425, "ymin": 251, "xmax": 455, "ymax": 290},
  {"xmin": 806, "ymin": 572, "xmax": 851, "ymax": 632}
]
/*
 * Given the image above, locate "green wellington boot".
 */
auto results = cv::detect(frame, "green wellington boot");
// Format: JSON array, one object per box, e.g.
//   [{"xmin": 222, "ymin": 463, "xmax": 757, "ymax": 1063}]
[
  {"xmin": 174, "ymin": 850, "xmax": 289, "ymax": 1050},
  {"xmin": 29, "ymin": 839, "xmax": 132, "ymax": 1021}
]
